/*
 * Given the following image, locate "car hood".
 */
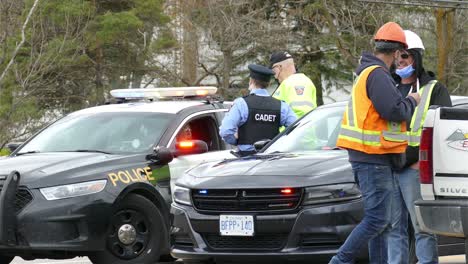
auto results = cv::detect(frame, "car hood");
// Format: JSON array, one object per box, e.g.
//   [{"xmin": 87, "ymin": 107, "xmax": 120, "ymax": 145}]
[
  {"xmin": 0, "ymin": 152, "xmax": 142, "ymax": 188},
  {"xmin": 178, "ymin": 150, "xmax": 353, "ymax": 189}
]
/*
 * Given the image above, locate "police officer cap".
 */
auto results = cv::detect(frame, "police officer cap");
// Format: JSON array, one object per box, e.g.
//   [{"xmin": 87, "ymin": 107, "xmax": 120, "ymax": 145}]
[
  {"xmin": 269, "ymin": 51, "xmax": 293, "ymax": 67},
  {"xmin": 248, "ymin": 64, "xmax": 275, "ymax": 82}
]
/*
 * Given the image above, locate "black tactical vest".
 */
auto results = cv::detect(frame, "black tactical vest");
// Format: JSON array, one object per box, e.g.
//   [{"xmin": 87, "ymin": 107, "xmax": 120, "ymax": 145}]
[{"xmin": 237, "ymin": 94, "xmax": 281, "ymax": 145}]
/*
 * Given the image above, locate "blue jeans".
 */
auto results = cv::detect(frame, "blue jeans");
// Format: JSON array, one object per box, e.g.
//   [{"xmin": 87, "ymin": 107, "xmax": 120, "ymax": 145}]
[
  {"xmin": 388, "ymin": 167, "xmax": 438, "ymax": 264},
  {"xmin": 329, "ymin": 162, "xmax": 395, "ymax": 264}
]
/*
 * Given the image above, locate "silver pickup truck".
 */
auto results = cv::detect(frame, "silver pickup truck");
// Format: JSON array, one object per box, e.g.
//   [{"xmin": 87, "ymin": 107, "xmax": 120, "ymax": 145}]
[{"xmin": 414, "ymin": 96, "xmax": 468, "ymax": 257}]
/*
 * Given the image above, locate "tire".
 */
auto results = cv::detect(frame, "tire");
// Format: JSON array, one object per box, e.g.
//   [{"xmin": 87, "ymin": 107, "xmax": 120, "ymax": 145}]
[
  {"xmin": 89, "ymin": 194, "xmax": 166, "ymax": 264},
  {"xmin": 0, "ymin": 255, "xmax": 14, "ymax": 263}
]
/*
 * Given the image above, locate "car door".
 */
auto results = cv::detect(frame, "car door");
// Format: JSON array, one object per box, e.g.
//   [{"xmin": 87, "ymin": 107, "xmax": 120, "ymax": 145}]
[{"xmin": 168, "ymin": 111, "xmax": 236, "ymax": 191}]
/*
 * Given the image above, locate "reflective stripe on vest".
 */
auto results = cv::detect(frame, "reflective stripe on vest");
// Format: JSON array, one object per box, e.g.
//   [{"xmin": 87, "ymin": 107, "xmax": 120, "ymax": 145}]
[
  {"xmin": 339, "ymin": 125, "xmax": 381, "ymax": 146},
  {"xmin": 407, "ymin": 80, "xmax": 437, "ymax": 146},
  {"xmin": 289, "ymin": 101, "xmax": 315, "ymax": 109},
  {"xmin": 337, "ymin": 65, "xmax": 408, "ymax": 154}
]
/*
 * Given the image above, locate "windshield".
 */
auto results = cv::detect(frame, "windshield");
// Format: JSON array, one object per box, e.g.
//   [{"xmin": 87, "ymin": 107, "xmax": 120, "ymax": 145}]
[
  {"xmin": 264, "ymin": 105, "xmax": 344, "ymax": 153},
  {"xmin": 19, "ymin": 112, "xmax": 174, "ymax": 154}
]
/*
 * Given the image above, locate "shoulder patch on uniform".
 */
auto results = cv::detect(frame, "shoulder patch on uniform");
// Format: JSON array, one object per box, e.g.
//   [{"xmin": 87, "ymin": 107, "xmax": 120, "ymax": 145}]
[{"xmin": 294, "ymin": 86, "xmax": 305, "ymax": 95}]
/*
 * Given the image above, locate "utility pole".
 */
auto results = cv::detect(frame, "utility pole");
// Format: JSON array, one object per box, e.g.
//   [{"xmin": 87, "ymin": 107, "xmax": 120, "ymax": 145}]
[
  {"xmin": 166, "ymin": 0, "xmax": 183, "ymax": 81},
  {"xmin": 181, "ymin": 0, "xmax": 199, "ymax": 85},
  {"xmin": 435, "ymin": 8, "xmax": 455, "ymax": 84}
]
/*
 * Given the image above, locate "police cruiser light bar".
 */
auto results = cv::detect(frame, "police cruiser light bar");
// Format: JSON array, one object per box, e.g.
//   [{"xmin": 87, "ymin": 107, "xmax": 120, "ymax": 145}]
[{"xmin": 110, "ymin": 87, "xmax": 217, "ymax": 99}]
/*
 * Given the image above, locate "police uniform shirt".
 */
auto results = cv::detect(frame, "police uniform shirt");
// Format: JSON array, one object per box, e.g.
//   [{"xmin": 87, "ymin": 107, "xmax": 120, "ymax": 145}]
[
  {"xmin": 219, "ymin": 88, "xmax": 297, "ymax": 151},
  {"xmin": 273, "ymin": 73, "xmax": 317, "ymax": 118}
]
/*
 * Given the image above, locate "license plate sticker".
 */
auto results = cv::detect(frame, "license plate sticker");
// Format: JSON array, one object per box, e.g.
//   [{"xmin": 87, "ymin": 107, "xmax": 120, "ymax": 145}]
[{"xmin": 219, "ymin": 215, "xmax": 254, "ymax": 236}]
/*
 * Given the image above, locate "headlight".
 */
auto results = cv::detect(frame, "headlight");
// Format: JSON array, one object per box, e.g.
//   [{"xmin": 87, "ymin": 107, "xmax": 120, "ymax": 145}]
[
  {"xmin": 173, "ymin": 185, "xmax": 191, "ymax": 206},
  {"xmin": 40, "ymin": 180, "xmax": 107, "ymax": 201},
  {"xmin": 303, "ymin": 183, "xmax": 361, "ymax": 205}
]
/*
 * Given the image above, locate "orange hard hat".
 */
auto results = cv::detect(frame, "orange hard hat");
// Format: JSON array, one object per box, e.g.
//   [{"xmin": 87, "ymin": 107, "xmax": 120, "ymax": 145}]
[{"xmin": 374, "ymin": 22, "xmax": 407, "ymax": 48}]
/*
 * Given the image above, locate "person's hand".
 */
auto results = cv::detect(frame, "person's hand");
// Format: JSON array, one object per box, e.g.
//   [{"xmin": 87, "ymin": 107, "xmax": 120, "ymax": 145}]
[
  {"xmin": 408, "ymin": 93, "xmax": 421, "ymax": 105},
  {"xmin": 410, "ymin": 161, "xmax": 419, "ymax": 170}
]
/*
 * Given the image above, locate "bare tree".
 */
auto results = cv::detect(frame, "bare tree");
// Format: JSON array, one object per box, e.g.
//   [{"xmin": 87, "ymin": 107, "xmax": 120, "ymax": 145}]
[
  {"xmin": 0, "ymin": 0, "xmax": 41, "ymax": 90},
  {"xmin": 181, "ymin": 0, "xmax": 293, "ymax": 96},
  {"xmin": 0, "ymin": 0, "xmax": 93, "ymax": 148}
]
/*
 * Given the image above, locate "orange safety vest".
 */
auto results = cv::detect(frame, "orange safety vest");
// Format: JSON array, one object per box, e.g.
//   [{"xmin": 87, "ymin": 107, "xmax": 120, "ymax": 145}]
[{"xmin": 337, "ymin": 65, "xmax": 408, "ymax": 154}]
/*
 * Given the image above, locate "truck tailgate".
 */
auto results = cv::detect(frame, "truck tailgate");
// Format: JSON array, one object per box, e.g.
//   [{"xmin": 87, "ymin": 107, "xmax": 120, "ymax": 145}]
[{"xmin": 433, "ymin": 108, "xmax": 468, "ymax": 197}]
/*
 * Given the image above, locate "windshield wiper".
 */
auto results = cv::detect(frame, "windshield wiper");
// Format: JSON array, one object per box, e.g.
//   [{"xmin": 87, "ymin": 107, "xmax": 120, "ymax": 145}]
[
  {"xmin": 71, "ymin": 149, "xmax": 112, "ymax": 154},
  {"xmin": 324, "ymin": 147, "xmax": 342, "ymax": 150},
  {"xmin": 16, "ymin": 151, "xmax": 41, "ymax": 156}
]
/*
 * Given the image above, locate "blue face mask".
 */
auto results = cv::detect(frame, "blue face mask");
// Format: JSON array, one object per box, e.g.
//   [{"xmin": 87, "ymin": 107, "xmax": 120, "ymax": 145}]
[{"xmin": 396, "ymin": 65, "xmax": 415, "ymax": 79}]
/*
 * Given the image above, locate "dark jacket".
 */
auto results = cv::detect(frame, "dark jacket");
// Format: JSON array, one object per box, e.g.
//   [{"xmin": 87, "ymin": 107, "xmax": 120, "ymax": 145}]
[
  {"xmin": 348, "ymin": 52, "xmax": 417, "ymax": 166},
  {"xmin": 396, "ymin": 70, "xmax": 452, "ymax": 168}
]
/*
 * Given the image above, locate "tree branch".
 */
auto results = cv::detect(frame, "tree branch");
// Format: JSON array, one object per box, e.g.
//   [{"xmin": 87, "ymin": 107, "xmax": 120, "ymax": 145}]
[{"xmin": 0, "ymin": 0, "xmax": 41, "ymax": 90}]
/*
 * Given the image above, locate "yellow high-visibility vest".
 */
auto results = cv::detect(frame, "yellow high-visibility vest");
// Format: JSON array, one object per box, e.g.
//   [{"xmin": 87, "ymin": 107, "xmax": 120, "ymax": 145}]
[
  {"xmin": 273, "ymin": 73, "xmax": 317, "ymax": 118},
  {"xmin": 407, "ymin": 80, "xmax": 437, "ymax": 146}
]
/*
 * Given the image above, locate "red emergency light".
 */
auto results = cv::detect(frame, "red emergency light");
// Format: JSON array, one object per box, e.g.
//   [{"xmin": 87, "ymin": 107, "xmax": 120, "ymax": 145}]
[
  {"xmin": 178, "ymin": 141, "xmax": 195, "ymax": 149},
  {"xmin": 281, "ymin": 188, "xmax": 293, "ymax": 194}
]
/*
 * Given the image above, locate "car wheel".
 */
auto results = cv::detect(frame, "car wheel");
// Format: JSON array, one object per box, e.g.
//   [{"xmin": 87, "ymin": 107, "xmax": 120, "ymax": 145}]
[
  {"xmin": 0, "ymin": 255, "xmax": 14, "ymax": 263},
  {"xmin": 89, "ymin": 194, "xmax": 166, "ymax": 264}
]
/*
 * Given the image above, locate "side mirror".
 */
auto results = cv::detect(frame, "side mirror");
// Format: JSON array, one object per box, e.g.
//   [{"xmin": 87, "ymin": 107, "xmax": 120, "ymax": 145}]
[
  {"xmin": 253, "ymin": 139, "xmax": 271, "ymax": 151},
  {"xmin": 146, "ymin": 147, "xmax": 174, "ymax": 165},
  {"xmin": 6, "ymin": 142, "xmax": 22, "ymax": 152},
  {"xmin": 174, "ymin": 140, "xmax": 208, "ymax": 156}
]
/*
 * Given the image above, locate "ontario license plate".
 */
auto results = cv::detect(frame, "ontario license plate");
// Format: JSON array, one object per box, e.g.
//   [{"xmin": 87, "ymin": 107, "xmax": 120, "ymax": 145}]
[{"xmin": 219, "ymin": 215, "xmax": 254, "ymax": 236}]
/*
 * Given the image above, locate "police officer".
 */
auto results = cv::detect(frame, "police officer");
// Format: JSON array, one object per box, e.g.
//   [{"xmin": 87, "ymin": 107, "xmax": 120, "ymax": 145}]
[
  {"xmin": 219, "ymin": 64, "xmax": 297, "ymax": 156},
  {"xmin": 270, "ymin": 51, "xmax": 317, "ymax": 118}
]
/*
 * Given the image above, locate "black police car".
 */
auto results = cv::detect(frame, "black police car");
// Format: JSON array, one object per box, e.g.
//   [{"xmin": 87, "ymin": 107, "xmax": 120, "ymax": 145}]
[
  {"xmin": 171, "ymin": 98, "xmax": 468, "ymax": 263},
  {"xmin": 0, "ymin": 87, "xmax": 232, "ymax": 264}
]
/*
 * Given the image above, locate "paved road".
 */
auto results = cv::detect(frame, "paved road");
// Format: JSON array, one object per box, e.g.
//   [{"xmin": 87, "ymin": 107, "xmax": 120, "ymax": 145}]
[
  {"xmin": 11, "ymin": 257, "xmax": 181, "ymax": 264},
  {"xmin": 10, "ymin": 255, "xmax": 468, "ymax": 264}
]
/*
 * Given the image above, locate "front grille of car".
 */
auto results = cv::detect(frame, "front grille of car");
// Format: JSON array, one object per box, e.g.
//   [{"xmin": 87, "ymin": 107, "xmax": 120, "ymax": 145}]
[
  {"xmin": 171, "ymin": 234, "xmax": 194, "ymax": 247},
  {"xmin": 192, "ymin": 188, "xmax": 303, "ymax": 212},
  {"xmin": 299, "ymin": 234, "xmax": 342, "ymax": 248},
  {"xmin": 203, "ymin": 233, "xmax": 288, "ymax": 251},
  {"xmin": 15, "ymin": 188, "xmax": 34, "ymax": 212},
  {"xmin": 0, "ymin": 186, "xmax": 33, "ymax": 213}
]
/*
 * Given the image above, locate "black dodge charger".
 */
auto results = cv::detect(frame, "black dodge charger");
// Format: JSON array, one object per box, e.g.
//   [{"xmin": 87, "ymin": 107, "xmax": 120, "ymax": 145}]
[{"xmin": 171, "ymin": 100, "xmax": 468, "ymax": 263}]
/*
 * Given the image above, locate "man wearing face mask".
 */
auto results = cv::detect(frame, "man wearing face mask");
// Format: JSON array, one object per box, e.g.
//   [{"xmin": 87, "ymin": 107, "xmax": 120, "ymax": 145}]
[
  {"xmin": 388, "ymin": 30, "xmax": 451, "ymax": 264},
  {"xmin": 330, "ymin": 22, "xmax": 420, "ymax": 264},
  {"xmin": 219, "ymin": 64, "xmax": 297, "ymax": 157},
  {"xmin": 270, "ymin": 51, "xmax": 317, "ymax": 118}
]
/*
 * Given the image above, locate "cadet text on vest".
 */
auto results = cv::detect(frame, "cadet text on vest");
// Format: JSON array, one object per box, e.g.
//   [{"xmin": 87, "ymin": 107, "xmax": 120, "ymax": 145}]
[{"xmin": 238, "ymin": 94, "xmax": 281, "ymax": 145}]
